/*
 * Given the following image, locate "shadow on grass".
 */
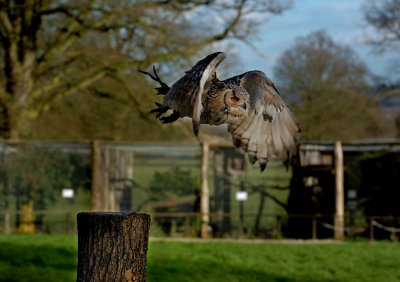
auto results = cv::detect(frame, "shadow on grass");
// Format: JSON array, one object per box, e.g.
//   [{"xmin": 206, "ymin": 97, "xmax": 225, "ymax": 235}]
[{"xmin": 0, "ymin": 242, "xmax": 76, "ymax": 282}]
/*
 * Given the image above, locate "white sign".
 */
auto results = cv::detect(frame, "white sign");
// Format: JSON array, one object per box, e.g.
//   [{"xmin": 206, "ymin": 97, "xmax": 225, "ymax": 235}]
[
  {"xmin": 235, "ymin": 191, "xmax": 248, "ymax": 202},
  {"xmin": 347, "ymin": 190, "xmax": 357, "ymax": 199},
  {"xmin": 62, "ymin": 188, "xmax": 74, "ymax": 198}
]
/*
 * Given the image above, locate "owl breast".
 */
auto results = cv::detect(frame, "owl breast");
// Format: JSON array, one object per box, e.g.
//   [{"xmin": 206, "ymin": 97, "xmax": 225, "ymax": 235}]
[
  {"xmin": 226, "ymin": 106, "xmax": 247, "ymax": 122},
  {"xmin": 200, "ymin": 84, "xmax": 249, "ymax": 125}
]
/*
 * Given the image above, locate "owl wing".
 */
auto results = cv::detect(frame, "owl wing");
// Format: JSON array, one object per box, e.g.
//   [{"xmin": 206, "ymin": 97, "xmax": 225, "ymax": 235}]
[
  {"xmin": 165, "ymin": 52, "xmax": 226, "ymax": 135},
  {"xmin": 227, "ymin": 71, "xmax": 300, "ymax": 171}
]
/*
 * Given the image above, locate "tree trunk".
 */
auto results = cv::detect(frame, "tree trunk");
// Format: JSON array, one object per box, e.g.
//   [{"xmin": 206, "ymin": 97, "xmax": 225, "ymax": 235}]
[{"xmin": 77, "ymin": 212, "xmax": 151, "ymax": 282}]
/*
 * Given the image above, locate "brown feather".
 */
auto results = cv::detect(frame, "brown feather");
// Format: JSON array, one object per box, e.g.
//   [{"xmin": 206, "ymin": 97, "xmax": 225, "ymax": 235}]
[
  {"xmin": 147, "ymin": 52, "xmax": 300, "ymax": 172},
  {"xmin": 224, "ymin": 70, "xmax": 300, "ymax": 170}
]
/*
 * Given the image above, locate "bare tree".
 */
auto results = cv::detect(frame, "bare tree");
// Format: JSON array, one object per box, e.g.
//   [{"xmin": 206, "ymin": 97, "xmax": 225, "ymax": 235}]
[
  {"xmin": 274, "ymin": 31, "xmax": 386, "ymax": 140},
  {"xmin": 363, "ymin": 0, "xmax": 400, "ymax": 79},
  {"xmin": 275, "ymin": 31, "xmax": 370, "ymax": 99},
  {"xmin": 363, "ymin": 0, "xmax": 400, "ymax": 52},
  {"xmin": 0, "ymin": 0, "xmax": 292, "ymax": 139},
  {"xmin": 362, "ymin": 1, "xmax": 400, "ymax": 137}
]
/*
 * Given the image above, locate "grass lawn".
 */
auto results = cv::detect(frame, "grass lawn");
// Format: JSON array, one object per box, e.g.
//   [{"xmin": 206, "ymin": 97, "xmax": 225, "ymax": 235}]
[
  {"xmin": 0, "ymin": 235, "xmax": 77, "ymax": 282},
  {"xmin": 0, "ymin": 235, "xmax": 400, "ymax": 282},
  {"xmin": 148, "ymin": 240, "xmax": 400, "ymax": 282}
]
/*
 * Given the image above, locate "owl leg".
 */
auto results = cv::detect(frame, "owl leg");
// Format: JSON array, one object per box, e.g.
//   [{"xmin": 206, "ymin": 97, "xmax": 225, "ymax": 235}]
[
  {"xmin": 150, "ymin": 102, "xmax": 180, "ymax": 124},
  {"xmin": 150, "ymin": 102, "xmax": 170, "ymax": 118}
]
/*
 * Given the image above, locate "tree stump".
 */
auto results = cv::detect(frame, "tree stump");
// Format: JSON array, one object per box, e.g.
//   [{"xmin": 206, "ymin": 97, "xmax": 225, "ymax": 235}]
[{"xmin": 76, "ymin": 212, "xmax": 151, "ymax": 282}]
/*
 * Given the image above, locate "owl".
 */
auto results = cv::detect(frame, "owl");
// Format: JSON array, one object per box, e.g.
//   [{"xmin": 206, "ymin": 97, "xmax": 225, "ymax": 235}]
[{"xmin": 140, "ymin": 52, "xmax": 300, "ymax": 171}]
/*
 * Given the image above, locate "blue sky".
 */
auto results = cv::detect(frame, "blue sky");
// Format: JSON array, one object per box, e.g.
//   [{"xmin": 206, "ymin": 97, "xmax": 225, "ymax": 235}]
[{"xmin": 235, "ymin": 0, "xmax": 396, "ymax": 82}]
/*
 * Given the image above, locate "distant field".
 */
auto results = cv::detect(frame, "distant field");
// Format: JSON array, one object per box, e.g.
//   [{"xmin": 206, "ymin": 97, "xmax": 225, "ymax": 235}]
[{"xmin": 0, "ymin": 235, "xmax": 399, "ymax": 282}]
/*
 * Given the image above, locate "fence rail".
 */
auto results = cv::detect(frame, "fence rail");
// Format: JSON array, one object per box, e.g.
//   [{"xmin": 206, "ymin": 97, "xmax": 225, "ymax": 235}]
[
  {"xmin": 1, "ymin": 210, "xmax": 399, "ymax": 241},
  {"xmin": 0, "ymin": 210, "xmax": 76, "ymax": 234}
]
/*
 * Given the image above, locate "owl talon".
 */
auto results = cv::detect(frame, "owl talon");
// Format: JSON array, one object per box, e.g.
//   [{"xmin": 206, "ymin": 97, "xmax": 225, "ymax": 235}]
[
  {"xmin": 150, "ymin": 103, "xmax": 170, "ymax": 119},
  {"xmin": 160, "ymin": 110, "xmax": 180, "ymax": 124},
  {"xmin": 138, "ymin": 66, "xmax": 170, "ymax": 95},
  {"xmin": 145, "ymin": 52, "xmax": 299, "ymax": 174}
]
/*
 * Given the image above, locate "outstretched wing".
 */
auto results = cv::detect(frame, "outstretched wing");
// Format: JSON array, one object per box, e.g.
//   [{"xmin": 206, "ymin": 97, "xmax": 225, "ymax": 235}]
[
  {"xmin": 165, "ymin": 52, "xmax": 226, "ymax": 135},
  {"xmin": 227, "ymin": 71, "xmax": 300, "ymax": 171}
]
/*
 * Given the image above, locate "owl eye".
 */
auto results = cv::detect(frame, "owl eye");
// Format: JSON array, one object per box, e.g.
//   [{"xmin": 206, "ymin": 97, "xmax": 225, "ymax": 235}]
[{"xmin": 231, "ymin": 96, "xmax": 239, "ymax": 103}]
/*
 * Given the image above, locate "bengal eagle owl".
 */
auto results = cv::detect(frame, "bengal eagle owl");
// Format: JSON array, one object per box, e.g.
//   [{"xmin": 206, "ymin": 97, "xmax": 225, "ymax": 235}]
[{"xmin": 140, "ymin": 52, "xmax": 300, "ymax": 171}]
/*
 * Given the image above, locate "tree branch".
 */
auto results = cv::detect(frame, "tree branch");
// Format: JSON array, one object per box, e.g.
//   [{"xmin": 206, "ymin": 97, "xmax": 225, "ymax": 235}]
[
  {"xmin": 38, "ymin": 6, "xmax": 85, "ymax": 25},
  {"xmin": 31, "ymin": 67, "xmax": 110, "ymax": 115},
  {"xmin": 106, "ymin": 72, "xmax": 154, "ymax": 122},
  {"xmin": 263, "ymin": 190, "xmax": 288, "ymax": 211},
  {"xmin": 208, "ymin": 0, "xmax": 246, "ymax": 42},
  {"xmin": 0, "ymin": 8, "xmax": 12, "ymax": 36}
]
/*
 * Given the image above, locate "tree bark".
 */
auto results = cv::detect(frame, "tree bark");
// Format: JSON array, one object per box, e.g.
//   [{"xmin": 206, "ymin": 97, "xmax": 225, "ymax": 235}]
[{"xmin": 77, "ymin": 212, "xmax": 151, "ymax": 282}]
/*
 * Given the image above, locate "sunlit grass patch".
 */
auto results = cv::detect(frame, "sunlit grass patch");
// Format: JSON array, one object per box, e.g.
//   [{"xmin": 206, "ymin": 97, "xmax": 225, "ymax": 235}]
[{"xmin": 0, "ymin": 235, "xmax": 399, "ymax": 282}]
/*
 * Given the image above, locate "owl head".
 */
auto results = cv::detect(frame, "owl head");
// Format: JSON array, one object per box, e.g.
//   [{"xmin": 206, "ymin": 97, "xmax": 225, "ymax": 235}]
[{"xmin": 223, "ymin": 85, "xmax": 249, "ymax": 122}]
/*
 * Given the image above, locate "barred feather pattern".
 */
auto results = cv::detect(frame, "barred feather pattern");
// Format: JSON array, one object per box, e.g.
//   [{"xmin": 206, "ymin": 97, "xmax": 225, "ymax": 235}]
[
  {"xmin": 147, "ymin": 52, "xmax": 300, "ymax": 171},
  {"xmin": 226, "ymin": 71, "xmax": 300, "ymax": 171}
]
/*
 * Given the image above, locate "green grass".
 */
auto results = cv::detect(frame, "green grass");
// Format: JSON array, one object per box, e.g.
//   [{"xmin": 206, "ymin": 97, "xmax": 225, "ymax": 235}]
[
  {"xmin": 0, "ymin": 235, "xmax": 77, "ymax": 282},
  {"xmin": 148, "ymin": 240, "xmax": 400, "ymax": 282},
  {"xmin": 1, "ymin": 235, "xmax": 400, "ymax": 282}
]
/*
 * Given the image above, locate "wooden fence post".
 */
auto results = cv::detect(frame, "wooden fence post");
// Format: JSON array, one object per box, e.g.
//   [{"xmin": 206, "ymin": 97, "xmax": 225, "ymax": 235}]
[
  {"xmin": 3, "ymin": 211, "xmax": 10, "ymax": 234},
  {"xmin": 312, "ymin": 216, "xmax": 317, "ymax": 240},
  {"xmin": 76, "ymin": 212, "xmax": 151, "ymax": 282},
  {"xmin": 201, "ymin": 142, "xmax": 210, "ymax": 239},
  {"xmin": 91, "ymin": 141, "xmax": 104, "ymax": 211},
  {"xmin": 334, "ymin": 141, "xmax": 345, "ymax": 240},
  {"xmin": 370, "ymin": 217, "xmax": 375, "ymax": 241}
]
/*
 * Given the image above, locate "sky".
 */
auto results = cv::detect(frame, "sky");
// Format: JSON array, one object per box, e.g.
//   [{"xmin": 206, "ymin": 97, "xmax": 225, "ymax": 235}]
[{"xmin": 234, "ymin": 0, "xmax": 396, "ymax": 83}]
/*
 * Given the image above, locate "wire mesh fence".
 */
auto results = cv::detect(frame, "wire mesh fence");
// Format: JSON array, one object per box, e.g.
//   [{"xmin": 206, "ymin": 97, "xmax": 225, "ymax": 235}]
[
  {"xmin": 0, "ymin": 140, "xmax": 293, "ymax": 236},
  {"xmin": 1, "ymin": 209, "xmax": 399, "ymax": 241},
  {"xmin": 0, "ymin": 141, "xmax": 92, "ymax": 234},
  {"xmin": 0, "ymin": 140, "xmax": 399, "ymax": 241}
]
